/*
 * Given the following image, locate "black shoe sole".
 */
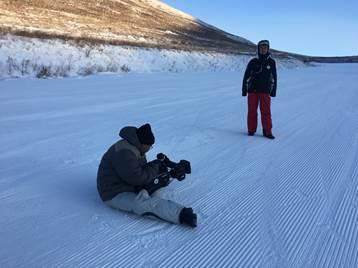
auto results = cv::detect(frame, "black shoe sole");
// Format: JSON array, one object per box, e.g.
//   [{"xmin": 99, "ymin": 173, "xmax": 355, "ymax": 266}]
[{"xmin": 264, "ymin": 135, "xmax": 275, "ymax": 139}]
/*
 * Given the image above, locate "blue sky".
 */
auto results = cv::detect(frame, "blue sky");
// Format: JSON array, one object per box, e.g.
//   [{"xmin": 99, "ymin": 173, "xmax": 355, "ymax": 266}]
[{"xmin": 162, "ymin": 0, "xmax": 358, "ymax": 56}]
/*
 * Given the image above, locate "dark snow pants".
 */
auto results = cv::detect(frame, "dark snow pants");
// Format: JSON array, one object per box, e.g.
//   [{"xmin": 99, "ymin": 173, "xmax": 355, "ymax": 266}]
[{"xmin": 247, "ymin": 93, "xmax": 272, "ymax": 134}]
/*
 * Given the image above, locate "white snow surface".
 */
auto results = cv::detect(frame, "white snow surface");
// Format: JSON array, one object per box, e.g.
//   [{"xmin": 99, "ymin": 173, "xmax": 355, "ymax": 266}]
[
  {"xmin": 0, "ymin": 34, "xmax": 302, "ymax": 79},
  {"xmin": 1, "ymin": 63, "xmax": 358, "ymax": 267}
]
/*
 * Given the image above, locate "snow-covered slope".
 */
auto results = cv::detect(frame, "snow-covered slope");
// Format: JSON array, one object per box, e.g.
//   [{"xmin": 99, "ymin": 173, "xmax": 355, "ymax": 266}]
[
  {"xmin": 0, "ymin": 34, "xmax": 302, "ymax": 79},
  {"xmin": 0, "ymin": 0, "xmax": 254, "ymax": 53},
  {"xmin": 1, "ymin": 64, "xmax": 358, "ymax": 267}
]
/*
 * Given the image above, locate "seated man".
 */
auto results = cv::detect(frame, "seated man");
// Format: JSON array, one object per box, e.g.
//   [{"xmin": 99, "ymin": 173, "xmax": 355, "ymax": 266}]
[{"xmin": 97, "ymin": 123, "xmax": 197, "ymax": 227}]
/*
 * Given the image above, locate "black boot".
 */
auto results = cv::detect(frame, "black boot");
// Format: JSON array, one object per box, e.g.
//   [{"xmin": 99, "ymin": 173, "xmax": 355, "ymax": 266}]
[
  {"xmin": 248, "ymin": 131, "xmax": 255, "ymax": 136},
  {"xmin": 263, "ymin": 129, "xmax": 275, "ymax": 139},
  {"xmin": 179, "ymin": 207, "xmax": 197, "ymax": 228}
]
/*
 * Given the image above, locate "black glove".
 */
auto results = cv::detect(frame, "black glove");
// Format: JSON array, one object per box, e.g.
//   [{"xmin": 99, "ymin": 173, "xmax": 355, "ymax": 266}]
[
  {"xmin": 150, "ymin": 159, "xmax": 162, "ymax": 166},
  {"xmin": 154, "ymin": 159, "xmax": 168, "ymax": 173},
  {"xmin": 270, "ymin": 92, "xmax": 276, "ymax": 97},
  {"xmin": 242, "ymin": 91, "xmax": 247, "ymax": 97},
  {"xmin": 149, "ymin": 159, "xmax": 166, "ymax": 173}
]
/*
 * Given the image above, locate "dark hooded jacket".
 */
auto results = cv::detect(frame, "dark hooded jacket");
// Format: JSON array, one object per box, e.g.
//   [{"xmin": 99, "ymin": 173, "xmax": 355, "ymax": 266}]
[
  {"xmin": 242, "ymin": 42, "xmax": 277, "ymax": 97},
  {"xmin": 97, "ymin": 126, "xmax": 160, "ymax": 201}
]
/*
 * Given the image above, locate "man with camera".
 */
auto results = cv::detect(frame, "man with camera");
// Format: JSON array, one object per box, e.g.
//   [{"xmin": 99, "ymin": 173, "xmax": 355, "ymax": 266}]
[{"xmin": 97, "ymin": 123, "xmax": 197, "ymax": 228}]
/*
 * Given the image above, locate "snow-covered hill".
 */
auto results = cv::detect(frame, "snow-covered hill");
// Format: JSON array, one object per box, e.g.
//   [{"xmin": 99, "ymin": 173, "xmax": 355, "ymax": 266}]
[
  {"xmin": 0, "ymin": 34, "xmax": 303, "ymax": 79},
  {"xmin": 1, "ymin": 63, "xmax": 358, "ymax": 267},
  {"xmin": 0, "ymin": 0, "xmax": 254, "ymax": 53}
]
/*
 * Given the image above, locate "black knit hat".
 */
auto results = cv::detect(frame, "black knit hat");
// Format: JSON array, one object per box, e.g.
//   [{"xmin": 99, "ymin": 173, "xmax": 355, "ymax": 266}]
[
  {"xmin": 137, "ymin": 123, "xmax": 155, "ymax": 145},
  {"xmin": 258, "ymin": 40, "xmax": 270, "ymax": 48}
]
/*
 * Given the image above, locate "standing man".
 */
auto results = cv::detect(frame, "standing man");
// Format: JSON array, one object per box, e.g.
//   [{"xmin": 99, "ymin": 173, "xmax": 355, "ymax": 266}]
[{"xmin": 242, "ymin": 40, "xmax": 277, "ymax": 139}]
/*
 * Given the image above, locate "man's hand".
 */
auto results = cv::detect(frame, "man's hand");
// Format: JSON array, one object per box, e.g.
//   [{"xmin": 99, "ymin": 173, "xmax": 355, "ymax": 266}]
[{"xmin": 151, "ymin": 159, "xmax": 167, "ymax": 174}]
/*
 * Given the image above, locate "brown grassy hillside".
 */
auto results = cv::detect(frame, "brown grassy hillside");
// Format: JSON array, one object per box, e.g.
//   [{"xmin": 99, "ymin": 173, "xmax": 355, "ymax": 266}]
[{"xmin": 0, "ymin": 0, "xmax": 256, "ymax": 53}]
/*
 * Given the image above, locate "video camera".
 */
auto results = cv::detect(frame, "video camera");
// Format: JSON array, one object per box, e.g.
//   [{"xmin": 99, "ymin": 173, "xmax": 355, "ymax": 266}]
[
  {"xmin": 143, "ymin": 153, "xmax": 191, "ymax": 195},
  {"xmin": 156, "ymin": 153, "xmax": 191, "ymax": 181}
]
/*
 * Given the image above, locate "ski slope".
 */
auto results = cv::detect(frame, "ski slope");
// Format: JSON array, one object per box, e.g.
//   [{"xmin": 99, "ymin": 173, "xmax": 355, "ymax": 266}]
[{"xmin": 1, "ymin": 63, "xmax": 358, "ymax": 267}]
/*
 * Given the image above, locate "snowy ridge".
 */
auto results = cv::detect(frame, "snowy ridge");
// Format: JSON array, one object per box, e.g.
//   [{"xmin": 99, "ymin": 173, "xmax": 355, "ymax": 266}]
[
  {"xmin": 0, "ymin": 0, "xmax": 257, "ymax": 54},
  {"xmin": 0, "ymin": 34, "xmax": 303, "ymax": 79},
  {"xmin": 197, "ymin": 19, "xmax": 254, "ymax": 45},
  {"xmin": 1, "ymin": 63, "xmax": 358, "ymax": 267},
  {"xmin": 145, "ymin": 0, "xmax": 197, "ymax": 21}
]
